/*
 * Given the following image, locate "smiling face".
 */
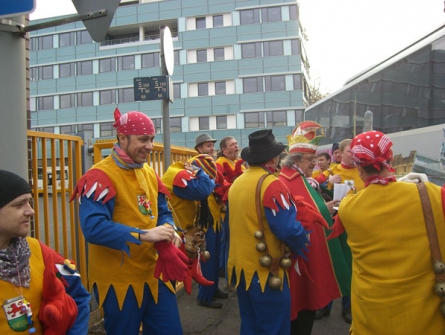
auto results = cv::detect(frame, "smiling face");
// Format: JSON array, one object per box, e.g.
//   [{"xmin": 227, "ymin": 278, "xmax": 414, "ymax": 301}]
[
  {"xmin": 298, "ymin": 154, "xmax": 317, "ymax": 177},
  {"xmin": 197, "ymin": 141, "xmax": 216, "ymax": 157},
  {"xmin": 0, "ymin": 194, "xmax": 34, "ymax": 249},
  {"xmin": 341, "ymin": 144, "xmax": 354, "ymax": 166},
  {"xmin": 118, "ymin": 133, "xmax": 155, "ymax": 164}
]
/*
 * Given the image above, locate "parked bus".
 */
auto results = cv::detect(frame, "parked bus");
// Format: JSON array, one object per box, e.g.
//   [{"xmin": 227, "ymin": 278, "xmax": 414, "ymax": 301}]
[{"xmin": 37, "ymin": 166, "xmax": 69, "ymax": 195}]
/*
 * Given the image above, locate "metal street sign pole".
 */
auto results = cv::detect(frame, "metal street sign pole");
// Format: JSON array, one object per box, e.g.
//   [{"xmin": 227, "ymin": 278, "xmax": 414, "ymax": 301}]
[{"xmin": 160, "ymin": 26, "xmax": 171, "ymax": 171}]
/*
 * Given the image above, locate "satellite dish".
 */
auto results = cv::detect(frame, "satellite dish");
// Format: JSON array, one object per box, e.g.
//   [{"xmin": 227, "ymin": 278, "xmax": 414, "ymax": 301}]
[
  {"xmin": 71, "ymin": 0, "xmax": 121, "ymax": 42},
  {"xmin": 162, "ymin": 26, "xmax": 174, "ymax": 76}
]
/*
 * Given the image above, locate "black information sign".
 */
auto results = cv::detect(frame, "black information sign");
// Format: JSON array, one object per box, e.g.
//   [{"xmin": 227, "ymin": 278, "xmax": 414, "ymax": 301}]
[{"xmin": 134, "ymin": 76, "xmax": 171, "ymax": 101}]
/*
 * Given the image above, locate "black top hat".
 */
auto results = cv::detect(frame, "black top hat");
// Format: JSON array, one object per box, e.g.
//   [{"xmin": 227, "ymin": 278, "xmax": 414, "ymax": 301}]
[
  {"xmin": 241, "ymin": 129, "xmax": 286, "ymax": 164},
  {"xmin": 195, "ymin": 133, "xmax": 217, "ymax": 151}
]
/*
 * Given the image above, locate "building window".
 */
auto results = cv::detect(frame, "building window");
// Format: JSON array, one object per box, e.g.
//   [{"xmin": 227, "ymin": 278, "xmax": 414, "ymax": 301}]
[
  {"xmin": 118, "ymin": 55, "xmax": 135, "ymax": 70},
  {"xmin": 267, "ymin": 111, "xmax": 287, "ymax": 126},
  {"xmin": 39, "ymin": 66, "xmax": 53, "ymax": 80},
  {"xmin": 99, "ymin": 58, "xmax": 116, "ymax": 73},
  {"xmin": 173, "ymin": 83, "xmax": 181, "ymax": 99},
  {"xmin": 199, "ymin": 117, "xmax": 209, "ymax": 130},
  {"xmin": 196, "ymin": 17, "xmax": 206, "ymax": 29},
  {"xmin": 59, "ymin": 63, "xmax": 75, "ymax": 77},
  {"xmin": 150, "ymin": 119, "xmax": 161, "ymax": 134},
  {"xmin": 77, "ymin": 92, "xmax": 93, "ymax": 106},
  {"xmin": 59, "ymin": 94, "xmax": 75, "ymax": 109},
  {"xmin": 77, "ymin": 60, "xmax": 93, "ymax": 75},
  {"xmin": 291, "ymin": 39, "xmax": 300, "ymax": 54},
  {"xmin": 170, "ymin": 117, "xmax": 181, "ymax": 132},
  {"xmin": 289, "ymin": 5, "xmax": 299, "ymax": 20},
  {"xmin": 59, "ymin": 32, "xmax": 75, "ymax": 47},
  {"xmin": 76, "ymin": 30, "xmax": 92, "ymax": 44},
  {"xmin": 30, "ymin": 38, "xmax": 37, "ymax": 51},
  {"xmin": 38, "ymin": 96, "xmax": 54, "ymax": 111},
  {"xmin": 240, "ymin": 9, "xmax": 260, "ymax": 25},
  {"xmin": 198, "ymin": 83, "xmax": 209, "ymax": 96},
  {"xmin": 261, "ymin": 6, "xmax": 281, "ymax": 22},
  {"xmin": 60, "ymin": 125, "xmax": 76, "ymax": 134},
  {"xmin": 213, "ymin": 15, "xmax": 223, "ymax": 27},
  {"xmin": 216, "ymin": 115, "xmax": 227, "ymax": 129},
  {"xmin": 263, "ymin": 41, "xmax": 283, "ymax": 56},
  {"xmin": 197, "ymin": 50, "xmax": 207, "ymax": 63},
  {"xmin": 78, "ymin": 123, "xmax": 94, "ymax": 139},
  {"xmin": 118, "ymin": 88, "xmax": 135, "ymax": 103},
  {"xmin": 265, "ymin": 75, "xmax": 285, "ymax": 91},
  {"xmin": 295, "ymin": 109, "xmax": 304, "ymax": 124},
  {"xmin": 293, "ymin": 74, "xmax": 302, "ymax": 90},
  {"xmin": 214, "ymin": 48, "xmax": 225, "ymax": 61},
  {"xmin": 215, "ymin": 81, "xmax": 226, "ymax": 95},
  {"xmin": 35, "ymin": 127, "xmax": 54, "ymax": 133},
  {"xmin": 142, "ymin": 52, "xmax": 160, "ymax": 68},
  {"xmin": 245, "ymin": 112, "xmax": 265, "ymax": 128},
  {"xmin": 243, "ymin": 77, "xmax": 263, "ymax": 93},
  {"xmin": 100, "ymin": 90, "xmax": 117, "ymax": 105},
  {"xmin": 100, "ymin": 122, "xmax": 115, "ymax": 137},
  {"xmin": 242, "ymin": 42, "xmax": 261, "ymax": 58},
  {"xmin": 39, "ymin": 35, "xmax": 53, "ymax": 50},
  {"xmin": 174, "ymin": 50, "xmax": 180, "ymax": 65},
  {"xmin": 30, "ymin": 68, "xmax": 37, "ymax": 81}
]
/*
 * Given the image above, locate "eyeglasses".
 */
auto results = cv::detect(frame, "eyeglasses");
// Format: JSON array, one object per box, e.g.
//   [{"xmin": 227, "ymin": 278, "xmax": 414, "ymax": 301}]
[{"xmin": 302, "ymin": 156, "xmax": 316, "ymax": 163}]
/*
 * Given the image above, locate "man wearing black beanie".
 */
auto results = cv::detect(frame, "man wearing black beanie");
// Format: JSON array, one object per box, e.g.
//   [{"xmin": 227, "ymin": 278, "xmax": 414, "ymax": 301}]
[{"xmin": 0, "ymin": 170, "xmax": 90, "ymax": 334}]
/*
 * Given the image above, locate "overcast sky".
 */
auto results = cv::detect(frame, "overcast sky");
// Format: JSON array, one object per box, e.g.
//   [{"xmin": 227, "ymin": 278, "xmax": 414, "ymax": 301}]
[{"xmin": 30, "ymin": 0, "xmax": 445, "ymax": 93}]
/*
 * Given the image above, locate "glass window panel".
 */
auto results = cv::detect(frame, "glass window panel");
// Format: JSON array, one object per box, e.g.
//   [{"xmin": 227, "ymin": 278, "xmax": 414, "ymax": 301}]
[
  {"xmin": 173, "ymin": 83, "xmax": 181, "ymax": 99},
  {"xmin": 78, "ymin": 123, "xmax": 94, "ymax": 138},
  {"xmin": 295, "ymin": 109, "xmax": 304, "ymax": 124},
  {"xmin": 263, "ymin": 41, "xmax": 283, "ymax": 56},
  {"xmin": 60, "ymin": 125, "xmax": 75, "ymax": 134},
  {"xmin": 261, "ymin": 7, "xmax": 281, "ymax": 22},
  {"xmin": 199, "ymin": 117, "xmax": 209, "ymax": 130},
  {"xmin": 30, "ymin": 68, "xmax": 38, "ymax": 81},
  {"xmin": 170, "ymin": 117, "xmax": 181, "ymax": 132},
  {"xmin": 215, "ymin": 81, "xmax": 226, "ymax": 95},
  {"xmin": 77, "ymin": 61, "xmax": 93, "ymax": 75},
  {"xmin": 118, "ymin": 55, "xmax": 135, "ymax": 70},
  {"xmin": 40, "ymin": 66, "xmax": 53, "ymax": 80},
  {"xmin": 152, "ymin": 118, "xmax": 162, "ymax": 134},
  {"xmin": 30, "ymin": 37, "xmax": 37, "ymax": 51},
  {"xmin": 99, "ymin": 58, "xmax": 116, "ymax": 73},
  {"xmin": 118, "ymin": 88, "xmax": 135, "ymax": 103},
  {"xmin": 100, "ymin": 122, "xmax": 115, "ymax": 137},
  {"xmin": 289, "ymin": 5, "xmax": 299, "ymax": 20},
  {"xmin": 196, "ymin": 17, "xmax": 206, "ymax": 29},
  {"xmin": 216, "ymin": 115, "xmax": 227, "ymax": 129},
  {"xmin": 243, "ymin": 77, "xmax": 263, "ymax": 93},
  {"xmin": 38, "ymin": 96, "xmax": 54, "ymax": 110},
  {"xmin": 174, "ymin": 50, "xmax": 180, "ymax": 65},
  {"xmin": 245, "ymin": 112, "xmax": 265, "ymax": 128},
  {"xmin": 240, "ymin": 9, "xmax": 260, "ymax": 25},
  {"xmin": 59, "ymin": 63, "xmax": 75, "ymax": 77},
  {"xmin": 197, "ymin": 50, "xmax": 207, "ymax": 63},
  {"xmin": 242, "ymin": 42, "xmax": 261, "ymax": 58},
  {"xmin": 291, "ymin": 39, "xmax": 301, "ymax": 54},
  {"xmin": 142, "ymin": 52, "xmax": 160, "ymax": 68},
  {"xmin": 293, "ymin": 74, "xmax": 302, "ymax": 90},
  {"xmin": 214, "ymin": 48, "xmax": 225, "ymax": 61},
  {"xmin": 60, "ymin": 94, "xmax": 75, "ymax": 109},
  {"xmin": 198, "ymin": 83, "xmax": 209, "ymax": 96},
  {"xmin": 267, "ymin": 111, "xmax": 287, "ymax": 126},
  {"xmin": 77, "ymin": 92, "xmax": 93, "ymax": 106},
  {"xmin": 213, "ymin": 15, "xmax": 223, "ymax": 27},
  {"xmin": 265, "ymin": 75, "xmax": 285, "ymax": 91},
  {"xmin": 40, "ymin": 35, "xmax": 53, "ymax": 49},
  {"xmin": 100, "ymin": 90, "xmax": 117, "ymax": 105},
  {"xmin": 76, "ymin": 30, "xmax": 92, "ymax": 44},
  {"xmin": 59, "ymin": 32, "xmax": 74, "ymax": 47}
]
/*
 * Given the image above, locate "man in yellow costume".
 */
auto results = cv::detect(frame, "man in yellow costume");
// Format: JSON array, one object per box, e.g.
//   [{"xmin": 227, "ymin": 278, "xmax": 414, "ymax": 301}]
[
  {"xmin": 332, "ymin": 130, "xmax": 445, "ymax": 335},
  {"xmin": 71, "ymin": 108, "xmax": 187, "ymax": 335},
  {"xmin": 227, "ymin": 129, "xmax": 309, "ymax": 334}
]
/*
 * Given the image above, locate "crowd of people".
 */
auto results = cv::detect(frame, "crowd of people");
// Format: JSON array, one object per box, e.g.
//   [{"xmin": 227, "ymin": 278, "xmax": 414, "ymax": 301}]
[{"xmin": 1, "ymin": 107, "xmax": 444, "ymax": 335}]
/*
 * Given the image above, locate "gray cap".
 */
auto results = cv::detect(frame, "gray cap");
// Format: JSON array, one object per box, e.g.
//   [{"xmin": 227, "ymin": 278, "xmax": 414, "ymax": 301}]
[{"xmin": 195, "ymin": 134, "xmax": 217, "ymax": 151}]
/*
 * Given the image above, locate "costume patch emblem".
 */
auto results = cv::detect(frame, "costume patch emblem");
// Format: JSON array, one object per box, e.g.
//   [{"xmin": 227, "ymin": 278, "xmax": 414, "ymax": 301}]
[
  {"xmin": 3, "ymin": 296, "xmax": 30, "ymax": 332},
  {"xmin": 138, "ymin": 195, "xmax": 154, "ymax": 218}
]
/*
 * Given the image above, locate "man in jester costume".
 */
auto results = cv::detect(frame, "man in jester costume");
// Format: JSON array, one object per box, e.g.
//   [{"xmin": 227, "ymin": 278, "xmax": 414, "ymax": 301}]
[
  {"xmin": 278, "ymin": 121, "xmax": 351, "ymax": 335},
  {"xmin": 71, "ymin": 108, "xmax": 187, "ymax": 335},
  {"xmin": 226, "ymin": 129, "xmax": 309, "ymax": 335},
  {"xmin": 331, "ymin": 130, "xmax": 445, "ymax": 334},
  {"xmin": 0, "ymin": 170, "xmax": 90, "ymax": 335}
]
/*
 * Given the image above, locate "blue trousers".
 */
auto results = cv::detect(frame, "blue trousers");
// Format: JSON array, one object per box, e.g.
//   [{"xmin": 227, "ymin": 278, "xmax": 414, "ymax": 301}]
[
  {"xmin": 198, "ymin": 224, "xmax": 221, "ymax": 303},
  {"xmin": 236, "ymin": 272, "xmax": 290, "ymax": 335},
  {"xmin": 96, "ymin": 282, "xmax": 183, "ymax": 335}
]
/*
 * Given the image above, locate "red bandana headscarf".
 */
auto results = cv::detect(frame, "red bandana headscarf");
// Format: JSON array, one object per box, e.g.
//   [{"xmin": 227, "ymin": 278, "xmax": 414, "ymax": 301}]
[
  {"xmin": 350, "ymin": 130, "xmax": 395, "ymax": 172},
  {"xmin": 113, "ymin": 108, "xmax": 155, "ymax": 135}
]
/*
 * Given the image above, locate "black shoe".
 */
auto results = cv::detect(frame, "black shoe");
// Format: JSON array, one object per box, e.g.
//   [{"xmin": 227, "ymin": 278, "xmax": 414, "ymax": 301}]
[
  {"xmin": 197, "ymin": 300, "xmax": 223, "ymax": 309},
  {"xmin": 314, "ymin": 307, "xmax": 331, "ymax": 320},
  {"xmin": 342, "ymin": 308, "xmax": 352, "ymax": 324},
  {"xmin": 213, "ymin": 288, "xmax": 229, "ymax": 299}
]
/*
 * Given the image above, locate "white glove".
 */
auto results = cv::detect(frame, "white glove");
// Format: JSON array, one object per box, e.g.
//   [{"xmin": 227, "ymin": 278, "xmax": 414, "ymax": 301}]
[{"xmin": 397, "ymin": 172, "xmax": 428, "ymax": 183}]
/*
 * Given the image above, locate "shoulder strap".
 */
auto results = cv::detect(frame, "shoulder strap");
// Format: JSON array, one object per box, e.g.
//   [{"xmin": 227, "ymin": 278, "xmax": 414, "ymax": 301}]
[{"xmin": 255, "ymin": 174, "xmax": 269, "ymax": 232}]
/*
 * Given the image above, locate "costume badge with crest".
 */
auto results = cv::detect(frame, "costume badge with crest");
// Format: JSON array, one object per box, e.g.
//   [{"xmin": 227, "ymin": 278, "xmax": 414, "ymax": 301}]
[
  {"xmin": 3, "ymin": 296, "xmax": 31, "ymax": 332},
  {"xmin": 137, "ymin": 195, "xmax": 155, "ymax": 218}
]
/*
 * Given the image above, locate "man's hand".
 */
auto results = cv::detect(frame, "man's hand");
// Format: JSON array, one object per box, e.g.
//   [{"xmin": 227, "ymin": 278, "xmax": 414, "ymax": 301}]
[
  {"xmin": 139, "ymin": 225, "xmax": 176, "ymax": 243},
  {"xmin": 328, "ymin": 174, "xmax": 341, "ymax": 184}
]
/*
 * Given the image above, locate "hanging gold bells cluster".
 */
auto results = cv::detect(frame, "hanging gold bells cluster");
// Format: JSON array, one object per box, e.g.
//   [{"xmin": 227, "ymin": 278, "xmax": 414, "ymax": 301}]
[{"xmin": 432, "ymin": 260, "xmax": 445, "ymax": 317}]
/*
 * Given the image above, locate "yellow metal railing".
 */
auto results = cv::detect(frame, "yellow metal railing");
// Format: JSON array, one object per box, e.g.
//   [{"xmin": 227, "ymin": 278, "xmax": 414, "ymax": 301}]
[{"xmin": 28, "ymin": 130, "xmax": 87, "ymax": 288}]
